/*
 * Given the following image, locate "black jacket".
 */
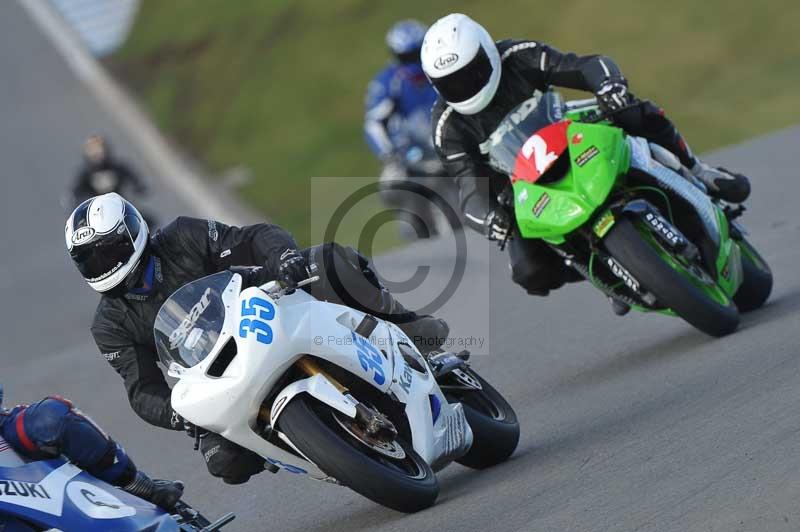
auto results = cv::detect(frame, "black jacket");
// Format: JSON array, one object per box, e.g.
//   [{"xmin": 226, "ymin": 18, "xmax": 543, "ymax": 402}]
[
  {"xmin": 91, "ymin": 217, "xmax": 297, "ymax": 430},
  {"xmin": 431, "ymin": 39, "xmax": 623, "ymax": 232}
]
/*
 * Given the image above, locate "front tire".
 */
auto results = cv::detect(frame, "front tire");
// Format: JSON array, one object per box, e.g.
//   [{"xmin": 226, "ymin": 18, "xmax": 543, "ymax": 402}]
[
  {"xmin": 444, "ymin": 369, "xmax": 520, "ymax": 469},
  {"xmin": 733, "ymin": 237, "xmax": 772, "ymax": 312},
  {"xmin": 278, "ymin": 395, "xmax": 438, "ymax": 512},
  {"xmin": 603, "ymin": 218, "xmax": 740, "ymax": 337}
]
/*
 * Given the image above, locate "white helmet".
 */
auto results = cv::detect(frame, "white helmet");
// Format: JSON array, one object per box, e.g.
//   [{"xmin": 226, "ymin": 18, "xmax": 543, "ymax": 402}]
[
  {"xmin": 65, "ymin": 192, "xmax": 149, "ymax": 293},
  {"xmin": 421, "ymin": 13, "xmax": 501, "ymax": 115}
]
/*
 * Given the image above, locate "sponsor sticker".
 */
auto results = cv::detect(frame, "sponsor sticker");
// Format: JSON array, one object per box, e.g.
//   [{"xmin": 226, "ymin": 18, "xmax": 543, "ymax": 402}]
[
  {"xmin": 532, "ymin": 193, "xmax": 551, "ymax": 218},
  {"xmin": 593, "ymin": 211, "xmax": 616, "ymax": 237},
  {"xmin": 398, "ymin": 362, "xmax": 413, "ymax": 394},
  {"xmin": 169, "ymin": 288, "xmax": 213, "ymax": 350},
  {"xmin": 575, "ymin": 145, "xmax": 600, "ymax": 167}
]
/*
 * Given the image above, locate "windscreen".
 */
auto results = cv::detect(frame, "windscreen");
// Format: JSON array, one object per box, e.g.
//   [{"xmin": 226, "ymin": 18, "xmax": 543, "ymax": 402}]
[
  {"xmin": 485, "ymin": 91, "xmax": 566, "ymax": 180},
  {"xmin": 154, "ymin": 271, "xmax": 234, "ymax": 369}
]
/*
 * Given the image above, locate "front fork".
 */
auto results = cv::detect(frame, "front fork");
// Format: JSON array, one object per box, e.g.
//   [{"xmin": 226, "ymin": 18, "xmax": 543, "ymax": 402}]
[{"xmin": 295, "ymin": 356, "xmax": 398, "ymax": 440}]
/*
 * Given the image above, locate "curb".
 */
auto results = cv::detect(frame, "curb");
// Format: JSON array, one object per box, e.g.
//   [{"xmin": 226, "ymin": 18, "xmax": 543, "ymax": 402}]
[{"xmin": 19, "ymin": 0, "xmax": 252, "ymax": 226}]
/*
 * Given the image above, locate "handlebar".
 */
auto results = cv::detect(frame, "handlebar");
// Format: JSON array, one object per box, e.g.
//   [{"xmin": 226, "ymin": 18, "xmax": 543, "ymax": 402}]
[
  {"xmin": 582, "ymin": 100, "xmax": 648, "ymax": 124},
  {"xmin": 261, "ymin": 275, "xmax": 320, "ymax": 298}
]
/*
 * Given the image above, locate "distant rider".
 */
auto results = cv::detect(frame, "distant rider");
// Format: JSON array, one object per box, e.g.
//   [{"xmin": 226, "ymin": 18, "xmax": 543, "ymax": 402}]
[
  {"xmin": 0, "ymin": 385, "xmax": 183, "ymax": 510},
  {"xmin": 364, "ymin": 19, "xmax": 438, "ymax": 180},
  {"xmin": 70, "ymin": 135, "xmax": 148, "ymax": 207},
  {"xmin": 421, "ymin": 13, "xmax": 751, "ymax": 300},
  {"xmin": 64, "ymin": 193, "xmax": 449, "ymax": 485}
]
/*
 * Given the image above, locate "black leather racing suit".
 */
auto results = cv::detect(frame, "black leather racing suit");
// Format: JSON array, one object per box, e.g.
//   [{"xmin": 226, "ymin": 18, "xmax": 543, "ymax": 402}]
[
  {"xmin": 91, "ymin": 217, "xmax": 429, "ymax": 484},
  {"xmin": 92, "ymin": 217, "xmax": 296, "ymax": 483},
  {"xmin": 431, "ymin": 39, "xmax": 697, "ymax": 295}
]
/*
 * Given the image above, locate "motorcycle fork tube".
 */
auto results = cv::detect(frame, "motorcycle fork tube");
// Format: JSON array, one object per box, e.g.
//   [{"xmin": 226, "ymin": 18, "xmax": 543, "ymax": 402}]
[{"xmin": 296, "ymin": 356, "xmax": 349, "ymax": 394}]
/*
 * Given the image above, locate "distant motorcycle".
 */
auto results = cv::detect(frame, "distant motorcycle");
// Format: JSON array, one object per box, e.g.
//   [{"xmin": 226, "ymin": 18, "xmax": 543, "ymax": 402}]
[
  {"xmin": 0, "ymin": 453, "xmax": 233, "ymax": 531},
  {"xmin": 379, "ymin": 116, "xmax": 461, "ymax": 239},
  {"xmin": 156, "ymin": 271, "xmax": 519, "ymax": 512}
]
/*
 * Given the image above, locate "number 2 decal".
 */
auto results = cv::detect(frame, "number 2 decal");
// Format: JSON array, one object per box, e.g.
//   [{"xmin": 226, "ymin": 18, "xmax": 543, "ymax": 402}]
[
  {"xmin": 239, "ymin": 297, "xmax": 275, "ymax": 345},
  {"xmin": 512, "ymin": 120, "xmax": 570, "ymax": 184},
  {"xmin": 351, "ymin": 332, "xmax": 385, "ymax": 385}
]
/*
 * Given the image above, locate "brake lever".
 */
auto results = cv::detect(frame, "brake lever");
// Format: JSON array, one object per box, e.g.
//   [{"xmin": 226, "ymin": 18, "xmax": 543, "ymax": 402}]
[{"xmin": 264, "ymin": 275, "xmax": 321, "ymax": 299}]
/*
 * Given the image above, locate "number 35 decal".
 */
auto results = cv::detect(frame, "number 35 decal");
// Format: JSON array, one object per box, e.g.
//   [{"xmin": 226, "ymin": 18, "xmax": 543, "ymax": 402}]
[
  {"xmin": 239, "ymin": 297, "xmax": 276, "ymax": 345},
  {"xmin": 351, "ymin": 332, "xmax": 385, "ymax": 385}
]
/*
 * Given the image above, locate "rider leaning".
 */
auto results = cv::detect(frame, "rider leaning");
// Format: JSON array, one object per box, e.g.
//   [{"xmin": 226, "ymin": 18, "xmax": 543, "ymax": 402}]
[
  {"xmin": 422, "ymin": 13, "xmax": 751, "ymax": 298},
  {"xmin": 364, "ymin": 19, "xmax": 438, "ymax": 179},
  {"xmin": 0, "ymin": 385, "xmax": 183, "ymax": 510},
  {"xmin": 64, "ymin": 193, "xmax": 448, "ymax": 485}
]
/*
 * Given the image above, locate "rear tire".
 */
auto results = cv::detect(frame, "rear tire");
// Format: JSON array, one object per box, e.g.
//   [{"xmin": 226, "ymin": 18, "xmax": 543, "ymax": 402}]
[
  {"xmin": 603, "ymin": 218, "xmax": 739, "ymax": 337},
  {"xmin": 733, "ymin": 238, "xmax": 772, "ymax": 312},
  {"xmin": 278, "ymin": 395, "xmax": 438, "ymax": 512},
  {"xmin": 445, "ymin": 370, "xmax": 520, "ymax": 469}
]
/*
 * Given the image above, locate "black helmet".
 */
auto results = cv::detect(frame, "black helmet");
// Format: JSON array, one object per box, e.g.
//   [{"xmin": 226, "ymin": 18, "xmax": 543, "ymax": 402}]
[{"xmin": 65, "ymin": 193, "xmax": 149, "ymax": 294}]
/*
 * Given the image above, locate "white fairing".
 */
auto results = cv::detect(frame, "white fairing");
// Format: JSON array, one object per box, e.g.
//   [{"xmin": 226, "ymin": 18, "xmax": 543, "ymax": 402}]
[
  {"xmin": 421, "ymin": 13, "xmax": 501, "ymax": 115},
  {"xmin": 169, "ymin": 276, "xmax": 472, "ymax": 480}
]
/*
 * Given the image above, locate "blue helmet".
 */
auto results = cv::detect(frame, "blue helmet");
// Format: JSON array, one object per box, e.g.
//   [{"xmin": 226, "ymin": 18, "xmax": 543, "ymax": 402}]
[{"xmin": 386, "ymin": 19, "xmax": 427, "ymax": 63}]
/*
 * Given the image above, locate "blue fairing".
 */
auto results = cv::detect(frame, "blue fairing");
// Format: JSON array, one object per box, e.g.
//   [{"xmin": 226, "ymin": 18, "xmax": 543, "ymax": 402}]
[{"xmin": 0, "ymin": 458, "xmax": 179, "ymax": 531}]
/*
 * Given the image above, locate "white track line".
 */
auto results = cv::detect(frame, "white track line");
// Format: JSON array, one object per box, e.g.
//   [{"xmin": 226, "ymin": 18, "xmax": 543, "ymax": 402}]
[{"xmin": 19, "ymin": 0, "xmax": 245, "ymax": 225}]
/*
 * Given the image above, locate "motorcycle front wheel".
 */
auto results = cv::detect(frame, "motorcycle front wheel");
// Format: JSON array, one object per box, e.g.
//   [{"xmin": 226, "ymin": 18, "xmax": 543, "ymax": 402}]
[
  {"xmin": 733, "ymin": 237, "xmax": 773, "ymax": 312},
  {"xmin": 603, "ymin": 217, "xmax": 740, "ymax": 337},
  {"xmin": 278, "ymin": 395, "xmax": 438, "ymax": 512}
]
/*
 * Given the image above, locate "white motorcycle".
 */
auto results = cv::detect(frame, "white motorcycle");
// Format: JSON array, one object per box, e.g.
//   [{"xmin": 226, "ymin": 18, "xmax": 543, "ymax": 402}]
[{"xmin": 154, "ymin": 271, "xmax": 519, "ymax": 512}]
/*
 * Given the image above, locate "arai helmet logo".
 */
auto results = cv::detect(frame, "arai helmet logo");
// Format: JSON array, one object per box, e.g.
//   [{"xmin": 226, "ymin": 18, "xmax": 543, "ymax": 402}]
[
  {"xmin": 434, "ymin": 53, "xmax": 459, "ymax": 70},
  {"xmin": 71, "ymin": 226, "xmax": 96, "ymax": 246}
]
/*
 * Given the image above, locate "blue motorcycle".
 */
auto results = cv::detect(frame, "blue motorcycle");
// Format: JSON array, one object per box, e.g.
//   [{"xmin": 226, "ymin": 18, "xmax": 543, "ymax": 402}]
[{"xmin": 0, "ymin": 456, "xmax": 233, "ymax": 531}]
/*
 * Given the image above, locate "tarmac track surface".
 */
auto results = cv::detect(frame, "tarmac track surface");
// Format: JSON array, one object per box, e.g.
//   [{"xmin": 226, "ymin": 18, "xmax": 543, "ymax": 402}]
[{"xmin": 2, "ymin": 3, "xmax": 799, "ymax": 531}]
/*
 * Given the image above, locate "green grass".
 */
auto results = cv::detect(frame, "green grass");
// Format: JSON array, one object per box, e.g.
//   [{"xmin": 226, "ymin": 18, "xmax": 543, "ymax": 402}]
[{"xmin": 109, "ymin": 0, "xmax": 800, "ymax": 247}]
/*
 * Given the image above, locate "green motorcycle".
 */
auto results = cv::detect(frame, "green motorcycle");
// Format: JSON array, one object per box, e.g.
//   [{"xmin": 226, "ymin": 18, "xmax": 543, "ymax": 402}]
[{"xmin": 487, "ymin": 91, "xmax": 772, "ymax": 337}]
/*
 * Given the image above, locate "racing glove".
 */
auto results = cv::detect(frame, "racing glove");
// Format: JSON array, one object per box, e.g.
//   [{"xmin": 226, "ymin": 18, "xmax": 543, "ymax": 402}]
[
  {"xmin": 275, "ymin": 249, "xmax": 309, "ymax": 293},
  {"xmin": 596, "ymin": 77, "xmax": 630, "ymax": 114},
  {"xmin": 483, "ymin": 209, "xmax": 511, "ymax": 242}
]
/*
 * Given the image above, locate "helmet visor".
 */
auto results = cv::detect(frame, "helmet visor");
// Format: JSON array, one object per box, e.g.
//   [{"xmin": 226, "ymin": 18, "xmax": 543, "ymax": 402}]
[
  {"xmin": 430, "ymin": 45, "xmax": 493, "ymax": 103},
  {"xmin": 396, "ymin": 49, "xmax": 421, "ymax": 64},
  {"xmin": 70, "ymin": 226, "xmax": 135, "ymax": 285}
]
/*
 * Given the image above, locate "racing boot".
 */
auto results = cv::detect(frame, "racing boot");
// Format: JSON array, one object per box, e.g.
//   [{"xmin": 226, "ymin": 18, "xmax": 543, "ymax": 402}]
[
  {"xmin": 123, "ymin": 471, "xmax": 184, "ymax": 511},
  {"xmin": 690, "ymin": 161, "xmax": 751, "ymax": 203},
  {"xmin": 609, "ymin": 297, "xmax": 631, "ymax": 316},
  {"xmin": 396, "ymin": 314, "xmax": 450, "ymax": 355}
]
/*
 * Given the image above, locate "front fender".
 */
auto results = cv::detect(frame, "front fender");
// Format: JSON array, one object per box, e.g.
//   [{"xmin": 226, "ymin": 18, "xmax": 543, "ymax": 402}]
[{"xmin": 270, "ymin": 374, "xmax": 358, "ymax": 427}]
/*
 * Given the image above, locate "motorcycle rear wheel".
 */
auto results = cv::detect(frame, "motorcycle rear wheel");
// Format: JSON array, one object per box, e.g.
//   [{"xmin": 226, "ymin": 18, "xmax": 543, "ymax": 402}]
[
  {"xmin": 444, "ymin": 368, "xmax": 520, "ymax": 469},
  {"xmin": 279, "ymin": 395, "xmax": 438, "ymax": 512}
]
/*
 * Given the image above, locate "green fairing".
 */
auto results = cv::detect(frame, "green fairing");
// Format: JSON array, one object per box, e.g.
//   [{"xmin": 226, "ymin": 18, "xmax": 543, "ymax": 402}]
[
  {"xmin": 489, "ymin": 92, "xmax": 770, "ymax": 331},
  {"xmin": 512, "ymin": 122, "xmax": 629, "ymax": 243}
]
